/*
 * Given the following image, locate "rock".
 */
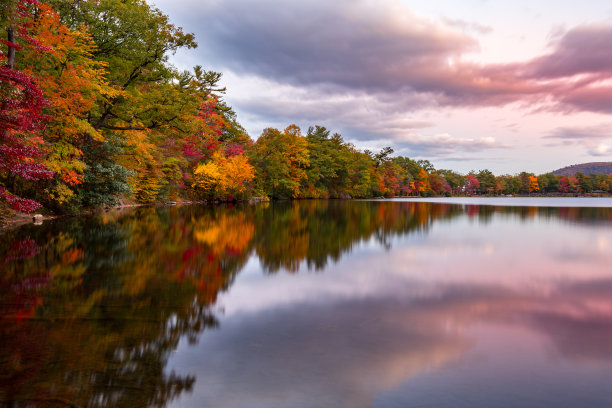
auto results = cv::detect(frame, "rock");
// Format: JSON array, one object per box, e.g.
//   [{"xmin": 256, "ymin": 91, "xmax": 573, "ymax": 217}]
[
  {"xmin": 166, "ymin": 201, "xmax": 177, "ymax": 206},
  {"xmin": 32, "ymin": 214, "xmax": 43, "ymax": 225},
  {"xmin": 248, "ymin": 196, "xmax": 270, "ymax": 203}
]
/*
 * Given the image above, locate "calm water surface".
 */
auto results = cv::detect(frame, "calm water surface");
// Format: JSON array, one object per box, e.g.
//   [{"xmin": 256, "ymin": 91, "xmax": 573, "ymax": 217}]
[{"xmin": 1, "ymin": 199, "xmax": 612, "ymax": 407}]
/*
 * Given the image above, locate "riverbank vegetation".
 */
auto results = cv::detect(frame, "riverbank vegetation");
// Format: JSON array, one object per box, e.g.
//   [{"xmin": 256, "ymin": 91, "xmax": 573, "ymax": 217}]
[{"xmin": 2, "ymin": 0, "xmax": 612, "ymax": 220}]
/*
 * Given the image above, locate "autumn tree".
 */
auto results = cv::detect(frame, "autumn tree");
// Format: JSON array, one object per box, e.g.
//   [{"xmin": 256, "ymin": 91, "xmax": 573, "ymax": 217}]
[
  {"xmin": 574, "ymin": 172, "xmax": 593, "ymax": 193},
  {"xmin": 437, "ymin": 169, "xmax": 465, "ymax": 195},
  {"xmin": 194, "ymin": 151, "xmax": 254, "ymax": 200},
  {"xmin": 249, "ymin": 125, "xmax": 309, "ymax": 199},
  {"xmin": 429, "ymin": 173, "xmax": 451, "ymax": 196},
  {"xmin": 413, "ymin": 168, "xmax": 431, "ymax": 195},
  {"xmin": 21, "ymin": 3, "xmax": 120, "ymax": 209},
  {"xmin": 519, "ymin": 172, "xmax": 539, "ymax": 194},
  {"xmin": 464, "ymin": 174, "xmax": 480, "ymax": 195},
  {"xmin": 47, "ymin": 0, "xmax": 201, "ymax": 205},
  {"xmin": 0, "ymin": 0, "xmax": 54, "ymax": 213}
]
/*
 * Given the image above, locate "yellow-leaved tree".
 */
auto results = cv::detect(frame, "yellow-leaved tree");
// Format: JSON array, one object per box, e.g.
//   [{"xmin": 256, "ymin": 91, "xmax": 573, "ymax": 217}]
[
  {"xmin": 194, "ymin": 151, "xmax": 254, "ymax": 199},
  {"xmin": 194, "ymin": 161, "xmax": 222, "ymax": 195}
]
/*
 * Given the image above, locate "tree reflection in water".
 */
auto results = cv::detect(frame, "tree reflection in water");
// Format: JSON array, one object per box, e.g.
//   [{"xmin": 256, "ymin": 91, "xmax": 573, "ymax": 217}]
[{"xmin": 1, "ymin": 201, "xmax": 612, "ymax": 407}]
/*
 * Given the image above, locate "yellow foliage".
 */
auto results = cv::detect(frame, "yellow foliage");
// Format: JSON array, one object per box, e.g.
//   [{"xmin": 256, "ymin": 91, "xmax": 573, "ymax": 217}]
[
  {"xmin": 217, "ymin": 153, "xmax": 255, "ymax": 196},
  {"xmin": 116, "ymin": 130, "xmax": 164, "ymax": 203},
  {"xmin": 194, "ymin": 152, "xmax": 255, "ymax": 197},
  {"xmin": 132, "ymin": 169, "xmax": 162, "ymax": 203},
  {"xmin": 46, "ymin": 182, "xmax": 75, "ymax": 204},
  {"xmin": 194, "ymin": 161, "xmax": 222, "ymax": 192}
]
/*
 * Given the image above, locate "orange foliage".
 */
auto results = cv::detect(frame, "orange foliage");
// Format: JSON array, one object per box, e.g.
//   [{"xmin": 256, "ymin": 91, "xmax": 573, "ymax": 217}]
[
  {"xmin": 27, "ymin": 3, "xmax": 119, "ymax": 203},
  {"xmin": 414, "ymin": 168, "xmax": 430, "ymax": 193},
  {"xmin": 528, "ymin": 175, "xmax": 539, "ymax": 193},
  {"xmin": 194, "ymin": 151, "xmax": 255, "ymax": 198}
]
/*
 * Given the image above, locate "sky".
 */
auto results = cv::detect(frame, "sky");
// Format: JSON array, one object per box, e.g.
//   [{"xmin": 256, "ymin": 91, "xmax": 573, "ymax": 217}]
[{"xmin": 150, "ymin": 0, "xmax": 612, "ymax": 174}]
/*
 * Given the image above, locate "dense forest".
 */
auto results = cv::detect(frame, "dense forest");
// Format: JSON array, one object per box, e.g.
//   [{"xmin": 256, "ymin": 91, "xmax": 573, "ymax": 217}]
[{"xmin": 2, "ymin": 0, "xmax": 612, "ymax": 220}]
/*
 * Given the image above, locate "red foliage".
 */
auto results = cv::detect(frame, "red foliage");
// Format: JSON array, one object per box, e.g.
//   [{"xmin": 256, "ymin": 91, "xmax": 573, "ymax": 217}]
[
  {"xmin": 2, "ymin": 236, "xmax": 41, "ymax": 263},
  {"xmin": 0, "ymin": 67, "xmax": 49, "ymax": 132},
  {"xmin": 225, "ymin": 143, "xmax": 244, "ymax": 157},
  {"xmin": 0, "ymin": 187, "xmax": 42, "ymax": 213},
  {"xmin": 181, "ymin": 140, "xmax": 205, "ymax": 159},
  {"xmin": 0, "ymin": 6, "xmax": 54, "ymax": 212},
  {"xmin": 559, "ymin": 177, "xmax": 569, "ymax": 193},
  {"xmin": 464, "ymin": 174, "xmax": 480, "ymax": 195},
  {"xmin": 182, "ymin": 97, "xmax": 228, "ymax": 163},
  {"xmin": 0, "ymin": 70, "xmax": 53, "ymax": 211}
]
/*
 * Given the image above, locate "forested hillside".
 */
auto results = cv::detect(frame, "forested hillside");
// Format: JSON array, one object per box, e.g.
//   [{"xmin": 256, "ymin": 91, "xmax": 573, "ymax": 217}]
[
  {"xmin": 551, "ymin": 162, "xmax": 612, "ymax": 177},
  {"xmin": 2, "ymin": 0, "xmax": 612, "ymax": 220}
]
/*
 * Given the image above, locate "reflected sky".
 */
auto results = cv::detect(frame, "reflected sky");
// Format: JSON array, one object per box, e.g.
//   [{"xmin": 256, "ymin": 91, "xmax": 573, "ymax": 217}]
[
  {"xmin": 167, "ymin": 200, "xmax": 612, "ymax": 408},
  {"xmin": 2, "ymin": 199, "xmax": 612, "ymax": 407}
]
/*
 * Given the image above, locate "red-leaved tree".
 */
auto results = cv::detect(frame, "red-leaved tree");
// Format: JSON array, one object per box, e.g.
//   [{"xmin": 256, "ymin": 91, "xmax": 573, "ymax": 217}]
[{"xmin": 1, "ymin": 0, "xmax": 53, "ymax": 212}]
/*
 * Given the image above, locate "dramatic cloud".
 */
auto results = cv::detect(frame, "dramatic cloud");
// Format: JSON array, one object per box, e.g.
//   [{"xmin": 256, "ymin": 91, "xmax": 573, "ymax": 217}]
[
  {"xmin": 160, "ymin": 0, "xmax": 548, "ymax": 108},
  {"xmin": 153, "ymin": 0, "xmax": 612, "ymax": 169},
  {"xmin": 169, "ymin": 0, "xmax": 612, "ymax": 110},
  {"xmin": 522, "ymin": 26, "xmax": 612, "ymax": 113},
  {"xmin": 182, "ymin": 0, "xmax": 478, "ymax": 91},
  {"xmin": 525, "ymin": 26, "xmax": 612, "ymax": 79}
]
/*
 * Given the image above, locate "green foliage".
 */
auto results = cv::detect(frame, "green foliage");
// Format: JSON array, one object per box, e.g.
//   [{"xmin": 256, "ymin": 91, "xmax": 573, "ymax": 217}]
[
  {"xmin": 476, "ymin": 169, "xmax": 496, "ymax": 194},
  {"xmin": 77, "ymin": 135, "xmax": 132, "ymax": 207},
  {"xmin": 249, "ymin": 126, "xmax": 309, "ymax": 199}
]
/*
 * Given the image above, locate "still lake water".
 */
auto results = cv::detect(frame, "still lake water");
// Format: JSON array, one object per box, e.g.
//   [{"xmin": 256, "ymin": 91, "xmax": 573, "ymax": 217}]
[{"xmin": 2, "ymin": 198, "xmax": 612, "ymax": 407}]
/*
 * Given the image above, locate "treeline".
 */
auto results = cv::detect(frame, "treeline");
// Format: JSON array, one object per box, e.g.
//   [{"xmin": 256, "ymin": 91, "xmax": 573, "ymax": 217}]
[{"xmin": 1, "ymin": 1, "xmax": 611, "ymax": 218}]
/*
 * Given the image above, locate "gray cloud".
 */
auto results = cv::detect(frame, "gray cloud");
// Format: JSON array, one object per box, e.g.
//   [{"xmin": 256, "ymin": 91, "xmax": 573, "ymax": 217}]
[
  {"xmin": 158, "ymin": 0, "xmax": 612, "ymax": 108},
  {"xmin": 183, "ymin": 0, "xmax": 477, "ymax": 93},
  {"xmin": 544, "ymin": 124, "xmax": 612, "ymax": 157},
  {"xmin": 159, "ymin": 0, "xmax": 547, "ymax": 108},
  {"xmin": 545, "ymin": 124, "xmax": 612, "ymax": 140},
  {"xmin": 153, "ymin": 0, "xmax": 612, "ymax": 159},
  {"xmin": 525, "ymin": 25, "xmax": 612, "ymax": 79},
  {"xmin": 392, "ymin": 133, "xmax": 507, "ymax": 157}
]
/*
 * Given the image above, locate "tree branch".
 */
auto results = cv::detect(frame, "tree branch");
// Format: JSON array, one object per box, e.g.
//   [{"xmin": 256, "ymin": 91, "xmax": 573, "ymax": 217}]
[{"xmin": 97, "ymin": 123, "xmax": 146, "ymax": 131}]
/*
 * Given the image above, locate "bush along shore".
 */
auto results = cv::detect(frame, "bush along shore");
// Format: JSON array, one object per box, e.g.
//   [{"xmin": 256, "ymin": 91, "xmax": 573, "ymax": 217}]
[{"xmin": 2, "ymin": 0, "xmax": 612, "ymax": 227}]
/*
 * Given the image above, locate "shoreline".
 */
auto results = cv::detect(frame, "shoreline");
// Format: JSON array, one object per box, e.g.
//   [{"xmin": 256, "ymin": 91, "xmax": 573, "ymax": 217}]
[
  {"xmin": 2, "ymin": 194, "xmax": 611, "ymax": 230},
  {"xmin": 0, "ymin": 197, "xmax": 271, "ymax": 231}
]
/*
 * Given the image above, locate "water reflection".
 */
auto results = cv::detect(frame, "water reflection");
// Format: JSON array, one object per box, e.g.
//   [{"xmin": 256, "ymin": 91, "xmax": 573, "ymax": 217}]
[{"xmin": 1, "ymin": 200, "xmax": 612, "ymax": 407}]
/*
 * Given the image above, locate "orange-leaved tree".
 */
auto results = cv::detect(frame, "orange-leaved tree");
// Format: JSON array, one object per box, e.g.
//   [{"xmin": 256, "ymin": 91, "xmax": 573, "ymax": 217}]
[{"xmin": 26, "ymin": 3, "xmax": 120, "ymax": 207}]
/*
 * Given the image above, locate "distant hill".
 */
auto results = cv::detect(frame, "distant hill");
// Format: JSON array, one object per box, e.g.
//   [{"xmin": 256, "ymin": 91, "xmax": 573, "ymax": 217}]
[{"xmin": 551, "ymin": 162, "xmax": 612, "ymax": 176}]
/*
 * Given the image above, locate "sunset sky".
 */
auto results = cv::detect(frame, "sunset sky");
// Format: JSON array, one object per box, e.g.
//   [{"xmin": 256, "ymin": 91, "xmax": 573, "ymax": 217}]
[{"xmin": 152, "ymin": 0, "xmax": 612, "ymax": 174}]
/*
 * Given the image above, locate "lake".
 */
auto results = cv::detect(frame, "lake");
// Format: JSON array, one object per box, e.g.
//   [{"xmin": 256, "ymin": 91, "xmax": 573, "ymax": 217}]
[{"xmin": 2, "ymin": 198, "xmax": 612, "ymax": 407}]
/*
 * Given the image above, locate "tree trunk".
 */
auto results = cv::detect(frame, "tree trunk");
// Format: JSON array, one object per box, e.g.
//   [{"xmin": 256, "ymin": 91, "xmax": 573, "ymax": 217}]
[{"xmin": 6, "ymin": 27, "xmax": 15, "ymax": 69}]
